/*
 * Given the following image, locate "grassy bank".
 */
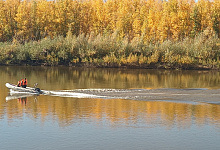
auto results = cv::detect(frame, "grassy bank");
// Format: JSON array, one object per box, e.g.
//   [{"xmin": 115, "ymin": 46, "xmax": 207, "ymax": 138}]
[{"xmin": 0, "ymin": 30, "xmax": 220, "ymax": 70}]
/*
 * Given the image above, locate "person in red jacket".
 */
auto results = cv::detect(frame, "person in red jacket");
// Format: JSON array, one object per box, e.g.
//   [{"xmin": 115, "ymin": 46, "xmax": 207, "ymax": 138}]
[
  {"xmin": 21, "ymin": 79, "xmax": 24, "ymax": 88},
  {"xmin": 23, "ymin": 78, "xmax": 27, "ymax": 88},
  {"xmin": 17, "ymin": 80, "xmax": 21, "ymax": 87},
  {"xmin": 17, "ymin": 78, "xmax": 27, "ymax": 88}
]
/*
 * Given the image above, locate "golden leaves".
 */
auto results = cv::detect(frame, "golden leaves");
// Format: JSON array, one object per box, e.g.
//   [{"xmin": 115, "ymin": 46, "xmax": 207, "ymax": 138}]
[{"xmin": 0, "ymin": 0, "xmax": 219, "ymax": 42}]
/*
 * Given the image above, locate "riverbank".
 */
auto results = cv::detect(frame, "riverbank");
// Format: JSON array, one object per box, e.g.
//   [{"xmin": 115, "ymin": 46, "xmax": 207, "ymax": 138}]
[{"xmin": 0, "ymin": 31, "xmax": 220, "ymax": 70}]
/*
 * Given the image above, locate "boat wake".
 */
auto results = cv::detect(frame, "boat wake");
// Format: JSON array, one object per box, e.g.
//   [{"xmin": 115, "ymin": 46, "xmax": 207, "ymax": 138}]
[
  {"xmin": 5, "ymin": 84, "xmax": 220, "ymax": 105},
  {"xmin": 6, "ymin": 89, "xmax": 107, "ymax": 101},
  {"xmin": 42, "ymin": 90, "xmax": 106, "ymax": 98}
]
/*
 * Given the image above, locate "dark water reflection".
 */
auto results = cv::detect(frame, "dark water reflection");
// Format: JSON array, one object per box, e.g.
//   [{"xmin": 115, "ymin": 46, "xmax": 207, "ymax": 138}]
[
  {"xmin": 1, "ymin": 66, "xmax": 220, "ymax": 90},
  {"xmin": 0, "ymin": 66, "xmax": 220, "ymax": 150}
]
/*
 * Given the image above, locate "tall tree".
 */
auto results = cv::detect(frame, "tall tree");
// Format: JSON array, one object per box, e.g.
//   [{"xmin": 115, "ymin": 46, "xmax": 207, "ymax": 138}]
[
  {"xmin": 211, "ymin": 0, "xmax": 220, "ymax": 37},
  {"xmin": 1, "ymin": 0, "xmax": 20, "ymax": 41},
  {"xmin": 15, "ymin": 0, "xmax": 32, "ymax": 41}
]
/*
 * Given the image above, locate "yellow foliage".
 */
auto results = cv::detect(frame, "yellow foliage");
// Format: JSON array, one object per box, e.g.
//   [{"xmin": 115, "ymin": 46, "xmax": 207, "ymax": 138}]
[
  {"xmin": 149, "ymin": 50, "xmax": 160, "ymax": 63},
  {"xmin": 103, "ymin": 53, "xmax": 118, "ymax": 64},
  {"xmin": 0, "ymin": 0, "xmax": 219, "ymax": 42},
  {"xmin": 127, "ymin": 53, "xmax": 138, "ymax": 64},
  {"xmin": 139, "ymin": 54, "xmax": 148, "ymax": 64},
  {"xmin": 120, "ymin": 55, "xmax": 127, "ymax": 65}
]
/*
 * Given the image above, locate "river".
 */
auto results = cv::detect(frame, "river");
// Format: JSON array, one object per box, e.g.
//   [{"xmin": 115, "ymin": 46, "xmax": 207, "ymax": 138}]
[{"xmin": 0, "ymin": 66, "xmax": 220, "ymax": 150}]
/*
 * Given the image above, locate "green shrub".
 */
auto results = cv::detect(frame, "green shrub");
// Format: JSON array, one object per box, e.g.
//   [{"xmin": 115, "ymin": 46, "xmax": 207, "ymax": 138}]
[{"xmin": 0, "ymin": 31, "xmax": 219, "ymax": 69}]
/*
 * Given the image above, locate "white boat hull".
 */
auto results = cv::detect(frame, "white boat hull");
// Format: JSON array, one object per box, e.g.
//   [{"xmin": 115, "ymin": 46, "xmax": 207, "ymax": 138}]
[{"xmin": 5, "ymin": 83, "xmax": 42, "ymax": 94}]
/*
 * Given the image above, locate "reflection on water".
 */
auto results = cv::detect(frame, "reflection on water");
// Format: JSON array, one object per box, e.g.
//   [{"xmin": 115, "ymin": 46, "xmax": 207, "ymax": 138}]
[
  {"xmin": 0, "ymin": 66, "xmax": 220, "ymax": 128},
  {"xmin": 1, "ymin": 66, "xmax": 220, "ymax": 150},
  {"xmin": 3, "ymin": 96, "xmax": 220, "ymax": 129},
  {"xmin": 1, "ymin": 66, "xmax": 220, "ymax": 90}
]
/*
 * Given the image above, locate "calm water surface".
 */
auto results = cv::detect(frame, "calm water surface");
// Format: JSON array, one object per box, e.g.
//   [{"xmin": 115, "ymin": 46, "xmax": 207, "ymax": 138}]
[{"xmin": 0, "ymin": 66, "xmax": 220, "ymax": 150}]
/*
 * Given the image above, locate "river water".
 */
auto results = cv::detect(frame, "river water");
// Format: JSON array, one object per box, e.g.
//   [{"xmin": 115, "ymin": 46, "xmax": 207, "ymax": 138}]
[{"xmin": 0, "ymin": 66, "xmax": 220, "ymax": 150}]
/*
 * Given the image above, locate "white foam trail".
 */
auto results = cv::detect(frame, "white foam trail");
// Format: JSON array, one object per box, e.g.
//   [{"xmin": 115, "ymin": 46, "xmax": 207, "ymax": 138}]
[
  {"xmin": 44, "ymin": 90, "xmax": 105, "ymax": 98},
  {"xmin": 9, "ymin": 89, "xmax": 106, "ymax": 99}
]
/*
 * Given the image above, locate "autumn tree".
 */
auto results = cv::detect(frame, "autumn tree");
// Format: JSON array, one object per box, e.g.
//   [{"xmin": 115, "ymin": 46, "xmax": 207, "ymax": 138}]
[
  {"xmin": 211, "ymin": 0, "xmax": 220, "ymax": 37},
  {"xmin": 0, "ymin": 0, "xmax": 219, "ymax": 42},
  {"xmin": 15, "ymin": 0, "xmax": 32, "ymax": 41},
  {"xmin": 0, "ymin": 0, "xmax": 20, "ymax": 42}
]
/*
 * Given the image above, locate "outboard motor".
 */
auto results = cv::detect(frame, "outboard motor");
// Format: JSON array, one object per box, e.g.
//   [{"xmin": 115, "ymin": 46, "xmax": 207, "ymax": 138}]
[
  {"xmin": 34, "ymin": 83, "xmax": 43, "ymax": 94},
  {"xmin": 35, "ymin": 88, "xmax": 43, "ymax": 94}
]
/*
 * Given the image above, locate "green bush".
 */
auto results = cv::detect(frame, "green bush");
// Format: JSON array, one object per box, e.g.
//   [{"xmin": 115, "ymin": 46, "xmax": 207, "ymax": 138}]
[{"xmin": 0, "ymin": 31, "xmax": 219, "ymax": 69}]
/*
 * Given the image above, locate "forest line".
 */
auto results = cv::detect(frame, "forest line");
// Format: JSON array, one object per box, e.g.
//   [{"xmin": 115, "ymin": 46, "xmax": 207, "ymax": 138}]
[{"xmin": 0, "ymin": 0, "xmax": 220, "ymax": 69}]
